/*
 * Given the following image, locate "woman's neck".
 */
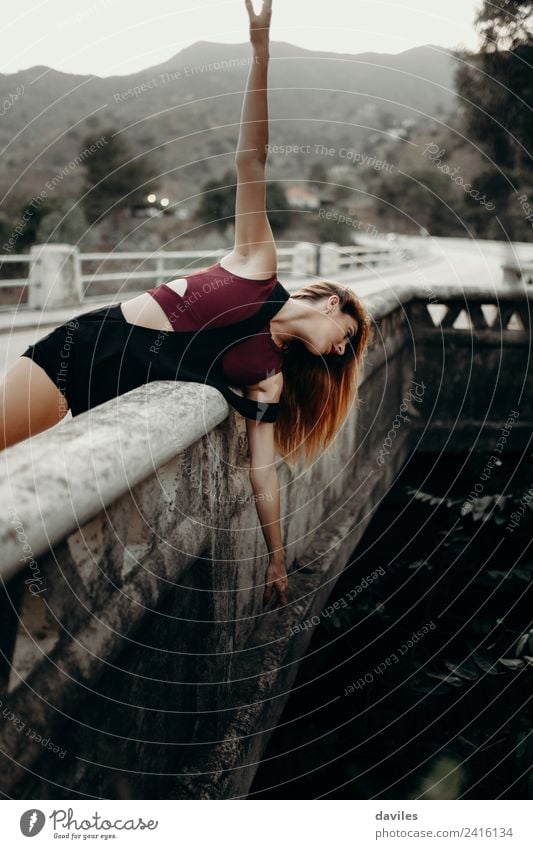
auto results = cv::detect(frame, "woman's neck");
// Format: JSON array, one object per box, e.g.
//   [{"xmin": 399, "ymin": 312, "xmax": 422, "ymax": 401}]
[{"xmin": 269, "ymin": 298, "xmax": 317, "ymax": 348}]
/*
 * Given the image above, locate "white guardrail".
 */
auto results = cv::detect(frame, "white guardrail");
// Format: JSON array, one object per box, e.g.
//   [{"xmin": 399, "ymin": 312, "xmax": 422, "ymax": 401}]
[
  {"xmin": 502, "ymin": 261, "xmax": 533, "ymax": 287},
  {"xmin": 0, "ymin": 239, "xmax": 428, "ymax": 311},
  {"xmin": 0, "ymin": 254, "xmax": 33, "ymax": 290}
]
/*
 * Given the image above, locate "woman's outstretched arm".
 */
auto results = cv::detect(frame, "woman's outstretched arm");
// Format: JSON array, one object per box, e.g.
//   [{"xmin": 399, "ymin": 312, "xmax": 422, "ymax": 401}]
[{"xmin": 221, "ymin": 0, "xmax": 277, "ymax": 279}]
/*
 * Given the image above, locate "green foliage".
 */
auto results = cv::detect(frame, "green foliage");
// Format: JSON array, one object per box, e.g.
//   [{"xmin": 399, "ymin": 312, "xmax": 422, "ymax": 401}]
[
  {"xmin": 80, "ymin": 126, "xmax": 160, "ymax": 225},
  {"xmin": 3, "ymin": 196, "xmax": 91, "ymax": 252},
  {"xmin": 448, "ymin": 3, "xmax": 533, "ymax": 237},
  {"xmin": 328, "ymin": 458, "xmax": 533, "ymax": 790},
  {"xmin": 374, "ymin": 168, "xmax": 463, "ymax": 236},
  {"xmin": 455, "ymin": 3, "xmax": 533, "ymax": 171},
  {"xmin": 9, "ymin": 197, "xmax": 55, "ymax": 252},
  {"xmin": 35, "ymin": 200, "xmax": 88, "ymax": 245},
  {"xmin": 467, "ymin": 170, "xmax": 511, "ymax": 206},
  {"xmin": 474, "ymin": 0, "xmax": 533, "ymax": 51},
  {"xmin": 0, "ymin": 211, "xmax": 13, "ymax": 247},
  {"xmin": 197, "ymin": 169, "xmax": 236, "ymax": 233},
  {"xmin": 317, "ymin": 214, "xmax": 356, "ymax": 245},
  {"xmin": 252, "ymin": 449, "xmax": 533, "ymax": 798},
  {"xmin": 399, "ymin": 474, "xmax": 533, "ymax": 700},
  {"xmin": 267, "ymin": 181, "xmax": 292, "ymax": 232},
  {"xmin": 407, "ymin": 479, "xmax": 533, "ymax": 526},
  {"xmin": 306, "ymin": 161, "xmax": 329, "ymax": 188}
]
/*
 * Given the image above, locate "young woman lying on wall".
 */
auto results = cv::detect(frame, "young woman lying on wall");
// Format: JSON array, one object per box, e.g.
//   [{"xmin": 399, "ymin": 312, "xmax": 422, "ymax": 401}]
[{"xmin": 0, "ymin": 0, "xmax": 371, "ymax": 612}]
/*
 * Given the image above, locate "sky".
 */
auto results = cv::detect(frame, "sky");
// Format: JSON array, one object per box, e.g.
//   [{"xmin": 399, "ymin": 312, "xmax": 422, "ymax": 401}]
[{"xmin": 4, "ymin": 0, "xmax": 483, "ymax": 77}]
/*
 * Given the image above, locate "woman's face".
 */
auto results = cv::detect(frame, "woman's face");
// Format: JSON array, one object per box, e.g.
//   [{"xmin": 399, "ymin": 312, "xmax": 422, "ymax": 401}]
[{"xmin": 303, "ymin": 295, "xmax": 358, "ymax": 357}]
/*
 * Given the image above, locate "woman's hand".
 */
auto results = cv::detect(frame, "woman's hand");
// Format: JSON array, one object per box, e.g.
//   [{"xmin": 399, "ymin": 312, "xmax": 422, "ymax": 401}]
[
  {"xmin": 245, "ymin": 0, "xmax": 272, "ymax": 52},
  {"xmin": 263, "ymin": 554, "xmax": 288, "ymax": 612}
]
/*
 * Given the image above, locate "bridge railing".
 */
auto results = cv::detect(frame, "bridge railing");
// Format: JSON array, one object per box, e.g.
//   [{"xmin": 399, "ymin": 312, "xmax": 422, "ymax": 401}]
[
  {"xmin": 502, "ymin": 260, "xmax": 533, "ymax": 287},
  {"xmin": 0, "ymin": 278, "xmax": 530, "ymax": 798},
  {"xmin": 0, "ymin": 254, "xmax": 33, "ymax": 292},
  {"xmin": 407, "ymin": 286, "xmax": 532, "ymax": 452},
  {"xmin": 79, "ymin": 246, "xmax": 299, "ymax": 298},
  {"xmin": 0, "ymin": 241, "xmax": 415, "ymax": 310}
]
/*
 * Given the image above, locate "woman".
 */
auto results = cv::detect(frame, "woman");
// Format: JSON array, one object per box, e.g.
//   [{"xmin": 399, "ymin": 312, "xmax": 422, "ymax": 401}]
[{"xmin": 0, "ymin": 0, "xmax": 371, "ymax": 610}]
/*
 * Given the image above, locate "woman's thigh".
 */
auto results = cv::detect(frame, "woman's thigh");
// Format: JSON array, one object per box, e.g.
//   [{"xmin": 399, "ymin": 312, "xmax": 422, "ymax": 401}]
[{"xmin": 0, "ymin": 356, "xmax": 68, "ymax": 450}]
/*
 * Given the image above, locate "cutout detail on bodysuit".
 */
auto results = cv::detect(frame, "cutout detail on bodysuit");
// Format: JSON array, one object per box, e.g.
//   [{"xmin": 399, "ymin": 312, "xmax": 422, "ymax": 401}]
[
  {"xmin": 119, "ymin": 278, "xmax": 190, "ymax": 331},
  {"xmin": 143, "ymin": 263, "xmax": 286, "ymax": 386},
  {"xmin": 165, "ymin": 278, "xmax": 188, "ymax": 297}
]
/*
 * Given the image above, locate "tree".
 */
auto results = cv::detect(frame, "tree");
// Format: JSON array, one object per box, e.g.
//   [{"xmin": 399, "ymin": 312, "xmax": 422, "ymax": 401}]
[
  {"xmin": 373, "ymin": 169, "xmax": 463, "ymax": 236},
  {"xmin": 307, "ymin": 162, "xmax": 329, "ymax": 190},
  {"xmin": 80, "ymin": 127, "xmax": 159, "ymax": 224},
  {"xmin": 455, "ymin": 2, "xmax": 533, "ymax": 170},
  {"xmin": 474, "ymin": 0, "xmax": 533, "ymax": 51},
  {"xmin": 317, "ymin": 215, "xmax": 356, "ymax": 245},
  {"xmin": 35, "ymin": 200, "xmax": 89, "ymax": 245},
  {"xmin": 454, "ymin": 2, "xmax": 533, "ymax": 237},
  {"xmin": 266, "ymin": 180, "xmax": 292, "ymax": 233},
  {"xmin": 197, "ymin": 169, "xmax": 291, "ymax": 234},
  {"xmin": 0, "ymin": 211, "xmax": 11, "ymax": 247},
  {"xmin": 197, "ymin": 169, "xmax": 237, "ymax": 233},
  {"xmin": 7, "ymin": 196, "xmax": 55, "ymax": 252},
  {"xmin": 460, "ymin": 170, "xmax": 509, "ymax": 237}
]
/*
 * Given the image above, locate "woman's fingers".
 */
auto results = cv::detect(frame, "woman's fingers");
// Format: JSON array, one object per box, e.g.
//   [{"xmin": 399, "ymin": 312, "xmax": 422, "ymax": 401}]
[
  {"xmin": 263, "ymin": 581, "xmax": 275, "ymax": 606},
  {"xmin": 276, "ymin": 593, "xmax": 288, "ymax": 611},
  {"xmin": 260, "ymin": 0, "xmax": 272, "ymax": 24},
  {"xmin": 263, "ymin": 579, "xmax": 288, "ymax": 608},
  {"xmin": 245, "ymin": 0, "xmax": 272, "ymax": 24},
  {"xmin": 263, "ymin": 554, "xmax": 288, "ymax": 611},
  {"xmin": 274, "ymin": 577, "xmax": 288, "ymax": 610}
]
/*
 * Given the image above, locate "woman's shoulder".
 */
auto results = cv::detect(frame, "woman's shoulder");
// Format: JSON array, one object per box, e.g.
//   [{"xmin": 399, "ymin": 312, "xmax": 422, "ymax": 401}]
[
  {"xmin": 217, "ymin": 251, "xmax": 277, "ymax": 282},
  {"xmin": 182, "ymin": 256, "xmax": 279, "ymax": 332}
]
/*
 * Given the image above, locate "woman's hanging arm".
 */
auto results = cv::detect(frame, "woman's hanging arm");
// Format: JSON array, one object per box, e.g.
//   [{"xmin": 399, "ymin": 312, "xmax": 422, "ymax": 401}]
[{"xmin": 245, "ymin": 372, "xmax": 288, "ymax": 611}]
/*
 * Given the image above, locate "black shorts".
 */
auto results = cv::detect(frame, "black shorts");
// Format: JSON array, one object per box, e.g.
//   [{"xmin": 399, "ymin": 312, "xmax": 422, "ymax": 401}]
[
  {"xmin": 19, "ymin": 302, "xmax": 230, "ymax": 419},
  {"xmin": 20, "ymin": 304, "xmax": 137, "ymax": 416},
  {"xmin": 19, "ymin": 295, "xmax": 285, "ymax": 423}
]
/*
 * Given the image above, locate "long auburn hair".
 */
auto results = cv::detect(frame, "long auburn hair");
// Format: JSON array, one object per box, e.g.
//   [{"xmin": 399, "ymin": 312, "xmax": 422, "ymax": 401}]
[{"xmin": 274, "ymin": 281, "xmax": 372, "ymax": 469}]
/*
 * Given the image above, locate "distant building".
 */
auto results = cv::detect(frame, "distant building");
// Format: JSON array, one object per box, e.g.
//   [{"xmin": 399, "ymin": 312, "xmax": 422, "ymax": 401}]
[
  {"xmin": 130, "ymin": 201, "xmax": 190, "ymax": 219},
  {"xmin": 316, "ymin": 188, "xmax": 337, "ymax": 209},
  {"xmin": 286, "ymin": 186, "xmax": 320, "ymax": 209},
  {"xmin": 130, "ymin": 204, "xmax": 162, "ymax": 219}
]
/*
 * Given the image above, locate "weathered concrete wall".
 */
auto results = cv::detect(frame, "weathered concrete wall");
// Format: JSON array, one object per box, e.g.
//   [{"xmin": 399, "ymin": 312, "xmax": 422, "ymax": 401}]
[
  {"xmin": 408, "ymin": 287, "xmax": 533, "ymax": 452},
  {"xmin": 0, "ymin": 282, "xmax": 530, "ymax": 799}
]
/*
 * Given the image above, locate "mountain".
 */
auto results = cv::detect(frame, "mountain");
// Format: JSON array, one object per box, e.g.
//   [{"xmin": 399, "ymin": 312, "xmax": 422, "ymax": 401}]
[{"xmin": 0, "ymin": 40, "xmax": 460, "ymax": 203}]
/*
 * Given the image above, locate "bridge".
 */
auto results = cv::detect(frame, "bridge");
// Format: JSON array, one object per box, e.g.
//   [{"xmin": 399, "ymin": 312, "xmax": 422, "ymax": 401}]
[{"xmin": 0, "ymin": 237, "xmax": 531, "ymax": 799}]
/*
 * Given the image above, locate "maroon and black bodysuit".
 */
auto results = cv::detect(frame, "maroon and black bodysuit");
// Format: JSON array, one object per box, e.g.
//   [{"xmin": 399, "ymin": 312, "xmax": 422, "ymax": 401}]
[
  {"xmin": 146, "ymin": 262, "xmax": 286, "ymax": 386},
  {"xmin": 20, "ymin": 261, "xmax": 290, "ymax": 423}
]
